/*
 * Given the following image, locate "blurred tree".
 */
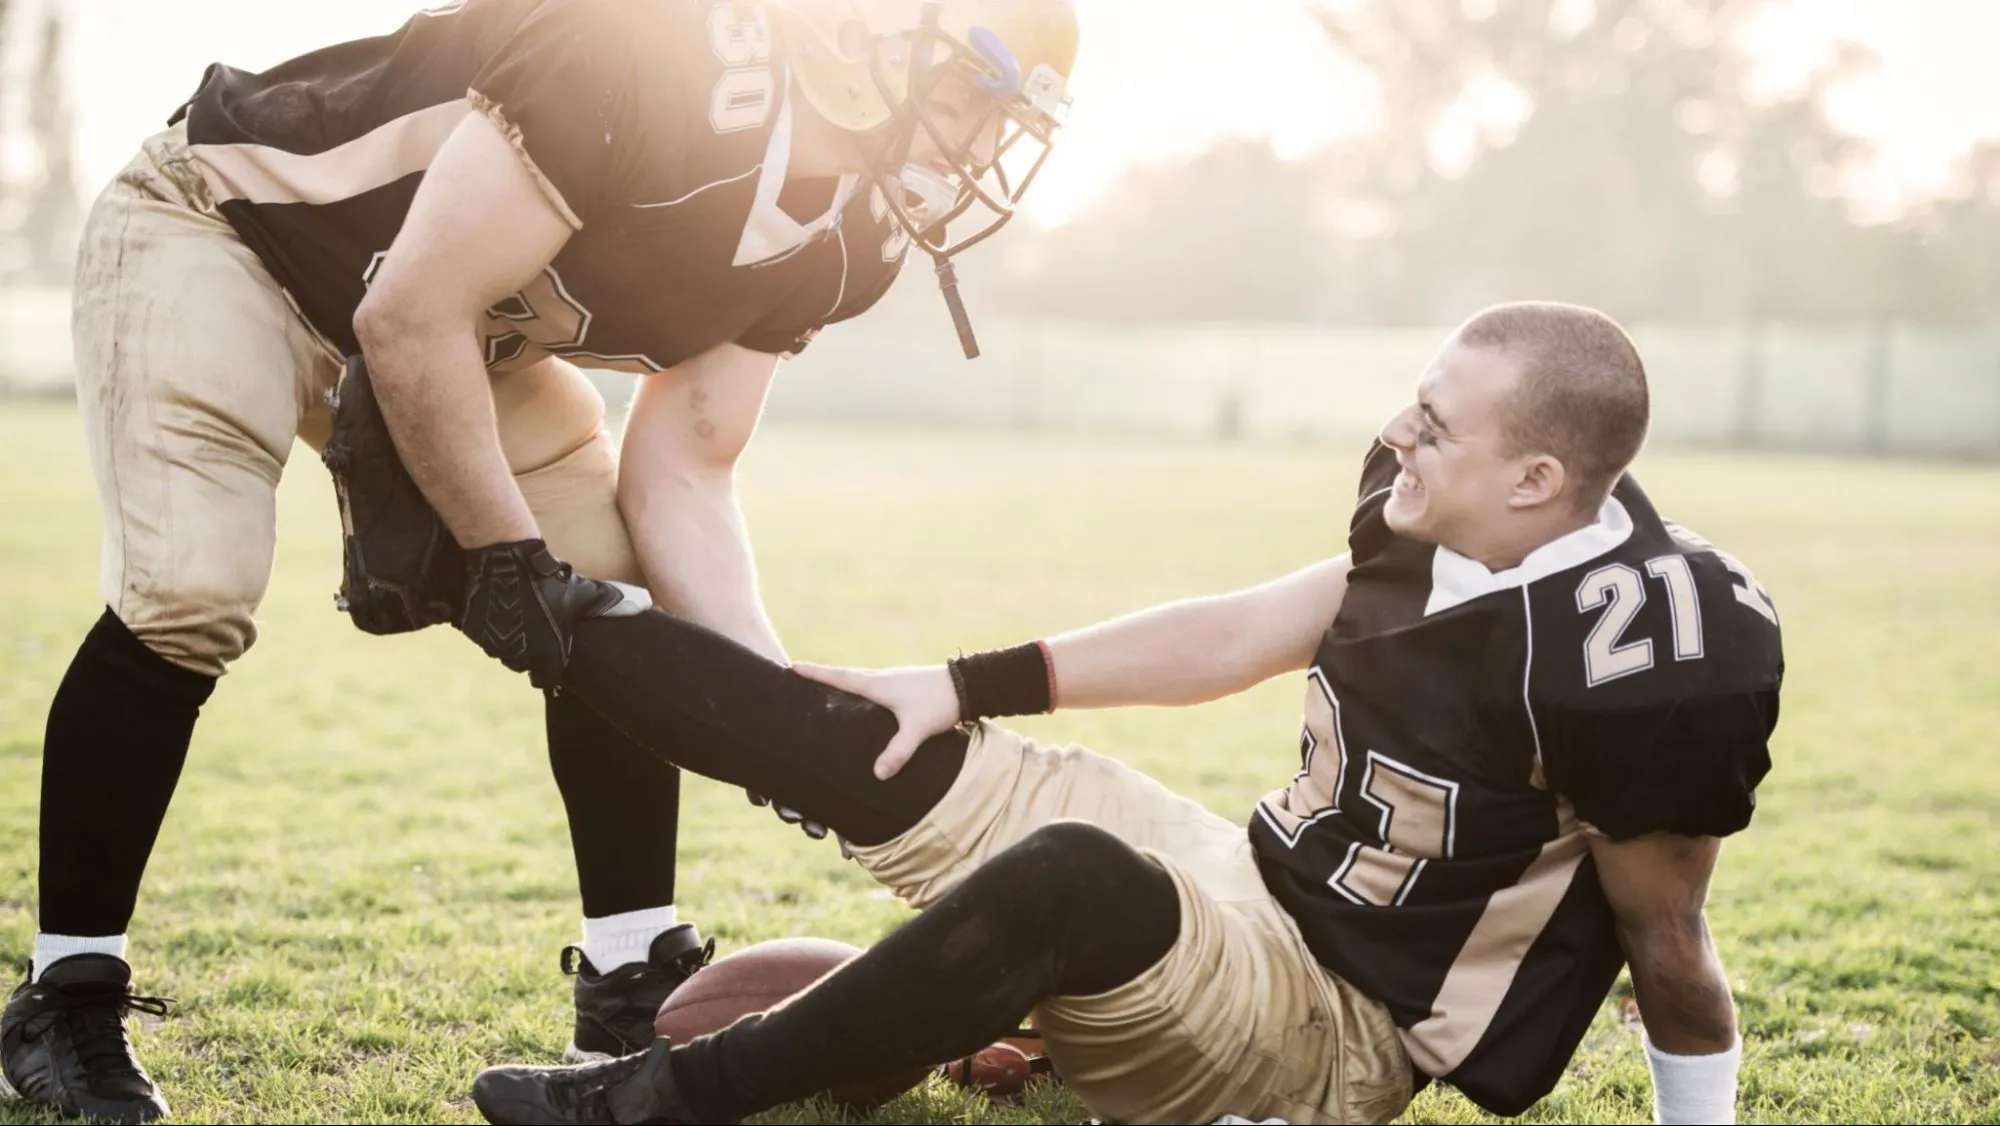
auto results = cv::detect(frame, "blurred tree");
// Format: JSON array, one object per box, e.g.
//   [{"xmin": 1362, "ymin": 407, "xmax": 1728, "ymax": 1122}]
[
  {"xmin": 998, "ymin": 0, "xmax": 1997, "ymax": 327},
  {"xmin": 21, "ymin": 9, "xmax": 80, "ymax": 283},
  {"xmin": 0, "ymin": 0, "xmax": 11, "ymax": 277},
  {"xmin": 994, "ymin": 140, "xmax": 1335, "ymax": 323},
  {"xmin": 1898, "ymin": 141, "xmax": 2000, "ymax": 322},
  {"xmin": 1306, "ymin": 0, "xmax": 1888, "ymax": 324}
]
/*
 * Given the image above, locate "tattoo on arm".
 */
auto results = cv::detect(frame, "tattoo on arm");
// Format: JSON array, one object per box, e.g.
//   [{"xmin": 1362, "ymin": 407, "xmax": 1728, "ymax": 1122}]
[{"xmin": 690, "ymin": 382, "xmax": 716, "ymax": 441}]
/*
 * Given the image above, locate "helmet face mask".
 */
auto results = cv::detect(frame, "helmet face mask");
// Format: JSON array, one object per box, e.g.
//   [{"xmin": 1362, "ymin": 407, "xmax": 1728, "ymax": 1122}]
[
  {"xmin": 865, "ymin": 18, "xmax": 1069, "ymax": 261},
  {"xmin": 777, "ymin": 0, "xmax": 1078, "ymax": 357}
]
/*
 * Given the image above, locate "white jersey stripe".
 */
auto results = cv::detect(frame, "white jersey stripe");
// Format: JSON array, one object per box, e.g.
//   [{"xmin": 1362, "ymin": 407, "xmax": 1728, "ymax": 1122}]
[
  {"xmin": 1521, "ymin": 585, "xmax": 1546, "ymax": 789},
  {"xmin": 630, "ymin": 164, "xmax": 762, "ymax": 210}
]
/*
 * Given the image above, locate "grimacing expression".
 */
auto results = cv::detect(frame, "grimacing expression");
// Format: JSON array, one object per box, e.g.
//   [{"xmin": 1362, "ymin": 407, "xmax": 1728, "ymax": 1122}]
[
  {"xmin": 1377, "ymin": 342, "xmax": 1534, "ymax": 552},
  {"xmin": 904, "ymin": 71, "xmax": 1003, "ymax": 178}
]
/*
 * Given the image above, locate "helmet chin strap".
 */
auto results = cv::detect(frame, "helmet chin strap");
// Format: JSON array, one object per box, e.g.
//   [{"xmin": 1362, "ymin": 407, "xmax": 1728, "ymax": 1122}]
[
  {"xmin": 933, "ymin": 253, "xmax": 980, "ymax": 360},
  {"xmin": 888, "ymin": 163, "xmax": 982, "ymax": 359},
  {"xmin": 893, "ymin": 2, "xmax": 982, "ymax": 358},
  {"xmin": 862, "ymin": 157, "xmax": 981, "ymax": 359},
  {"xmin": 847, "ymin": 7, "xmax": 1001, "ymax": 361}
]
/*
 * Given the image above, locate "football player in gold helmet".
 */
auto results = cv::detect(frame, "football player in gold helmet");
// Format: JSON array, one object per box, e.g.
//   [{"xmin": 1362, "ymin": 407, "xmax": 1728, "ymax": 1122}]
[
  {"xmin": 12, "ymin": 2, "xmax": 1079, "ymax": 1120},
  {"xmin": 777, "ymin": 0, "xmax": 1078, "ymax": 355}
]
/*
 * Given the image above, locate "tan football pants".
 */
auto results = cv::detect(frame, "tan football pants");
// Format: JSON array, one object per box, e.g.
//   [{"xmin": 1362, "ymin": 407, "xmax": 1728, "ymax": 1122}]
[
  {"xmin": 71, "ymin": 122, "xmax": 642, "ymax": 676},
  {"xmin": 846, "ymin": 724, "xmax": 1417, "ymax": 1125}
]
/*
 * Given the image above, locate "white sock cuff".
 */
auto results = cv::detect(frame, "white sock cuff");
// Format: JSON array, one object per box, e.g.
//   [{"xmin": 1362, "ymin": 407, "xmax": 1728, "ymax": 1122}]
[
  {"xmin": 1645, "ymin": 1035, "xmax": 1741, "ymax": 1125},
  {"xmin": 580, "ymin": 906, "xmax": 677, "ymax": 972},
  {"xmin": 32, "ymin": 933, "xmax": 129, "ymax": 982}
]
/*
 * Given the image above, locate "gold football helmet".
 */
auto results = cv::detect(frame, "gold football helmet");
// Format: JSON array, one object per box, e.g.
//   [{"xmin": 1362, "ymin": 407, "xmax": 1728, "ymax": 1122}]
[{"xmin": 772, "ymin": 0, "xmax": 1078, "ymax": 356}]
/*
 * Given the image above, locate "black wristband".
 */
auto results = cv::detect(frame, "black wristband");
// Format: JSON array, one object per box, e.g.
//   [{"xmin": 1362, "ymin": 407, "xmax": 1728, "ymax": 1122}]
[
  {"xmin": 948, "ymin": 642, "xmax": 1053, "ymax": 722},
  {"xmin": 947, "ymin": 659, "xmax": 973, "ymax": 723}
]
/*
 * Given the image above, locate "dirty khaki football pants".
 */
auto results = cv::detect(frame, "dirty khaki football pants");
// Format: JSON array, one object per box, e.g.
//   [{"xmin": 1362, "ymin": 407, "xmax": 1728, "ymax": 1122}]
[
  {"xmin": 845, "ymin": 724, "xmax": 1418, "ymax": 1125},
  {"xmin": 72, "ymin": 122, "xmax": 642, "ymax": 676}
]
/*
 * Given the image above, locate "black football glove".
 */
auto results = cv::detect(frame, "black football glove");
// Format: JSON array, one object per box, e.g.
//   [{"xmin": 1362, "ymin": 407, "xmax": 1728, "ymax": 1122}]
[
  {"xmin": 746, "ymin": 791, "xmax": 830, "ymax": 841},
  {"xmin": 455, "ymin": 538, "xmax": 645, "ymax": 690}
]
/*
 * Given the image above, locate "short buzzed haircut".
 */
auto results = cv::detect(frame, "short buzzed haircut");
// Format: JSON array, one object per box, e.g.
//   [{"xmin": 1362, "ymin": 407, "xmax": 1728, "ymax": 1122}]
[{"xmin": 1456, "ymin": 302, "xmax": 1650, "ymax": 510}]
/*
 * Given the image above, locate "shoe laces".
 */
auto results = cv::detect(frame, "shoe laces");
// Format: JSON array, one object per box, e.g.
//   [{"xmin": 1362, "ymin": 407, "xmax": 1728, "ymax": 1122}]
[
  {"xmin": 37, "ymin": 986, "xmax": 172, "ymax": 1078},
  {"xmin": 546, "ymin": 1051, "xmax": 650, "ymax": 1119},
  {"xmin": 669, "ymin": 938, "xmax": 716, "ymax": 981},
  {"xmin": 559, "ymin": 937, "xmax": 716, "ymax": 981}
]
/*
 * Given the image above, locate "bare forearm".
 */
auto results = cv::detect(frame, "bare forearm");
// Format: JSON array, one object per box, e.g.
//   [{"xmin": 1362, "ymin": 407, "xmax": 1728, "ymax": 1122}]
[
  {"xmin": 1041, "ymin": 558, "xmax": 1347, "ymax": 711},
  {"xmin": 1628, "ymin": 923, "xmax": 1739, "ymax": 1054},
  {"xmin": 1046, "ymin": 595, "xmax": 1274, "ymax": 710},
  {"xmin": 360, "ymin": 324, "xmax": 536, "ymax": 549},
  {"xmin": 623, "ymin": 467, "xmax": 785, "ymax": 663},
  {"xmin": 790, "ymin": 560, "xmax": 1338, "ymax": 780}
]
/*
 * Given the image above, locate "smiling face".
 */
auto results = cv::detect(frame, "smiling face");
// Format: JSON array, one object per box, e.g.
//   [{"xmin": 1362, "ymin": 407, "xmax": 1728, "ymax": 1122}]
[
  {"xmin": 1376, "ymin": 303, "xmax": 1654, "ymax": 567},
  {"xmin": 1377, "ymin": 341, "xmax": 1538, "ymax": 553}
]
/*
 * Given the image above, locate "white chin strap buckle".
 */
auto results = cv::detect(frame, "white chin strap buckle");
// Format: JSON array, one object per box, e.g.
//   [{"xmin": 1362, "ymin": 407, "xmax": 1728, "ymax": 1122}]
[{"xmin": 894, "ymin": 164, "xmax": 959, "ymax": 228}]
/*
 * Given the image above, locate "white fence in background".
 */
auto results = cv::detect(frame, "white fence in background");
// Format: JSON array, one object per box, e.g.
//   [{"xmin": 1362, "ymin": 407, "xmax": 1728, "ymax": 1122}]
[
  {"xmin": 773, "ymin": 312, "xmax": 2000, "ymax": 458},
  {"xmin": 4, "ymin": 285, "xmax": 1996, "ymax": 458}
]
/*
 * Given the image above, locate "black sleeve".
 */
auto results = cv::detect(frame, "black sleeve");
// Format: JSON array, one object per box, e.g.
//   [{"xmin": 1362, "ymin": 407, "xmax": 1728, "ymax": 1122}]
[
  {"xmin": 1353, "ymin": 439, "xmax": 1398, "ymax": 503},
  {"xmin": 1546, "ymin": 690, "xmax": 1778, "ymax": 840},
  {"xmin": 1346, "ymin": 441, "xmax": 1403, "ymax": 564},
  {"xmin": 736, "ymin": 325, "xmax": 820, "ymax": 358},
  {"xmin": 736, "ymin": 219, "xmax": 907, "ymax": 357},
  {"xmin": 467, "ymin": 0, "xmax": 646, "ymax": 228}
]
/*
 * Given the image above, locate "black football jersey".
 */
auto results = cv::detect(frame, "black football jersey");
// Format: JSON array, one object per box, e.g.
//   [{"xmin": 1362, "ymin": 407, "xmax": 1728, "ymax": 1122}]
[
  {"xmin": 172, "ymin": 0, "xmax": 910, "ymax": 368},
  {"xmin": 1251, "ymin": 443, "xmax": 1782, "ymax": 1115}
]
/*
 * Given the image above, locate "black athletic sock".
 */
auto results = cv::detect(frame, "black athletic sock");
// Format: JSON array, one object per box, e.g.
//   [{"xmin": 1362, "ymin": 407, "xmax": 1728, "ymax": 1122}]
[
  {"xmin": 562, "ymin": 612, "xmax": 969, "ymax": 847},
  {"xmin": 38, "ymin": 609, "xmax": 217, "ymax": 937},
  {"xmin": 546, "ymin": 691, "xmax": 682, "ymax": 918},
  {"xmin": 666, "ymin": 822, "xmax": 1183, "ymax": 1122}
]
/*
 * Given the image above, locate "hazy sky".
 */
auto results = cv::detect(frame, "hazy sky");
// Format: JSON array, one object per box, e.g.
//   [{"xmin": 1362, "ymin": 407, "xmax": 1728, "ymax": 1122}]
[{"xmin": 40, "ymin": 0, "xmax": 2000, "ymax": 225}]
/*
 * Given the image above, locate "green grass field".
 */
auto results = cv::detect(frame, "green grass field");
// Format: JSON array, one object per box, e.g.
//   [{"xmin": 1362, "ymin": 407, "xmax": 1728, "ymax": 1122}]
[{"xmin": 0, "ymin": 399, "xmax": 1996, "ymax": 1124}]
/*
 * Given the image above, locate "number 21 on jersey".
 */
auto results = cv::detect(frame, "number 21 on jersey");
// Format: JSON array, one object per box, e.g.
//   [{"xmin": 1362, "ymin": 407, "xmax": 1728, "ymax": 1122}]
[{"xmin": 1575, "ymin": 538, "xmax": 1776, "ymax": 686}]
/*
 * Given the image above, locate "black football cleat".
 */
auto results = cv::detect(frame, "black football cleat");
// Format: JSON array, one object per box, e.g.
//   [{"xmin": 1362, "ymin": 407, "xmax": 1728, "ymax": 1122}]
[
  {"xmin": 473, "ymin": 1037, "xmax": 702, "ymax": 1125},
  {"xmin": 564, "ymin": 925, "xmax": 715, "ymax": 1062},
  {"xmin": 0, "ymin": 954, "xmax": 172, "ymax": 1124}
]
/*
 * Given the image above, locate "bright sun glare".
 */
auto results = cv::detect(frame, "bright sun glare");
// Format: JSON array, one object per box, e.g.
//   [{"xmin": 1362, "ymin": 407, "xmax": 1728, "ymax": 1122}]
[{"xmin": 50, "ymin": 0, "xmax": 2000, "ymax": 227}]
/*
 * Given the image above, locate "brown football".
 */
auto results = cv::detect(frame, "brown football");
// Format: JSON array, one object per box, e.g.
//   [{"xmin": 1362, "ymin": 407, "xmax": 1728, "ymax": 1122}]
[
  {"xmin": 653, "ymin": 937, "xmax": 934, "ymax": 1110},
  {"xmin": 940, "ymin": 1040, "xmax": 1038, "ymax": 1099}
]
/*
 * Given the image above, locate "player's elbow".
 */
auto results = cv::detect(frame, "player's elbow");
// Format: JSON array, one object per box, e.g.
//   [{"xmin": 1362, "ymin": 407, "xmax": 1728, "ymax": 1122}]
[
  {"xmin": 621, "ymin": 403, "xmax": 755, "ymax": 495},
  {"xmin": 1635, "ymin": 969, "xmax": 1738, "ymax": 1053},
  {"xmin": 1623, "ymin": 913, "xmax": 1738, "ymax": 1051},
  {"xmin": 352, "ymin": 284, "xmax": 403, "ymax": 350},
  {"xmin": 616, "ymin": 346, "xmax": 773, "ymax": 528},
  {"xmin": 679, "ymin": 420, "xmax": 753, "ymax": 477},
  {"xmin": 625, "ymin": 424, "xmax": 746, "ymax": 495},
  {"xmin": 615, "ymin": 434, "xmax": 744, "ymax": 536},
  {"xmin": 353, "ymin": 293, "xmax": 473, "ymax": 403},
  {"xmin": 353, "ymin": 273, "xmax": 469, "ymax": 365},
  {"xmin": 352, "ymin": 289, "xmax": 428, "ymax": 378}
]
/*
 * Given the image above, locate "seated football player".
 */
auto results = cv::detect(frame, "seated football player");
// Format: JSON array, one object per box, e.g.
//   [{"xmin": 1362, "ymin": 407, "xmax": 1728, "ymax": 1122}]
[
  {"xmin": 4, "ymin": 1, "xmax": 1078, "ymax": 1121},
  {"xmin": 453, "ymin": 302, "xmax": 1783, "ymax": 1125}
]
